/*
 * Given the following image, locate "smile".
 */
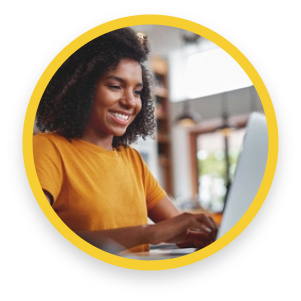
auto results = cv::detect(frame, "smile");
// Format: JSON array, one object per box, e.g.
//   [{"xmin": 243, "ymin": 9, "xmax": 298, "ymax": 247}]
[
  {"xmin": 110, "ymin": 111, "xmax": 130, "ymax": 121},
  {"xmin": 109, "ymin": 111, "xmax": 131, "ymax": 124}
]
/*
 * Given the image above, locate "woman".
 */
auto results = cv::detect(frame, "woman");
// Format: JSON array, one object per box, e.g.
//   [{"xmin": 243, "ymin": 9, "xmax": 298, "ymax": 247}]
[{"xmin": 33, "ymin": 27, "xmax": 217, "ymax": 254}]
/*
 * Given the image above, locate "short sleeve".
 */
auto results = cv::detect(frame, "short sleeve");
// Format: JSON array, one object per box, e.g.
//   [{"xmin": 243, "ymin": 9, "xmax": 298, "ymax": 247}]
[{"xmin": 33, "ymin": 134, "xmax": 63, "ymax": 202}]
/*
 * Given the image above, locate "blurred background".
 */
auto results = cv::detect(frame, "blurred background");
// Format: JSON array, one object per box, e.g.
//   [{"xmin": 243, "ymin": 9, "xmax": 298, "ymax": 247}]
[{"xmin": 33, "ymin": 25, "xmax": 264, "ymax": 217}]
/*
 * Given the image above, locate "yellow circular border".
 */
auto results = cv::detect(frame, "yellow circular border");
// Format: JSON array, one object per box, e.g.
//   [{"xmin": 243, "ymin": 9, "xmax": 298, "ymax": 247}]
[{"xmin": 23, "ymin": 15, "xmax": 278, "ymax": 270}]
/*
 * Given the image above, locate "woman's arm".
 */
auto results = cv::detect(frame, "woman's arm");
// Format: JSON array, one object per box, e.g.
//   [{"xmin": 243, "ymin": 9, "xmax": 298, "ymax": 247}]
[
  {"xmin": 148, "ymin": 196, "xmax": 218, "ymax": 249},
  {"xmin": 148, "ymin": 195, "xmax": 181, "ymax": 222},
  {"xmin": 43, "ymin": 191, "xmax": 153, "ymax": 252},
  {"xmin": 44, "ymin": 193, "xmax": 217, "ymax": 252},
  {"xmin": 74, "ymin": 211, "xmax": 217, "ymax": 252}
]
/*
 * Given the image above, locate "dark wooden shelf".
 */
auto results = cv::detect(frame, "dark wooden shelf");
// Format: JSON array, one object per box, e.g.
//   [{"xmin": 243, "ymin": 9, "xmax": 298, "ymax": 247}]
[{"xmin": 152, "ymin": 57, "xmax": 173, "ymax": 196}]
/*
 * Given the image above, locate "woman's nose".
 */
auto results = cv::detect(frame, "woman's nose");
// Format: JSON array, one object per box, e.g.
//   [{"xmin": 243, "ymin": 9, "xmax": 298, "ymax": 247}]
[{"xmin": 121, "ymin": 89, "xmax": 136, "ymax": 108}]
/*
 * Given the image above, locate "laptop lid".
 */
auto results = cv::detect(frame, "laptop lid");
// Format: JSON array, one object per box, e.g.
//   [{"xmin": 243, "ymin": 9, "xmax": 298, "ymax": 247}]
[{"xmin": 217, "ymin": 112, "xmax": 268, "ymax": 239}]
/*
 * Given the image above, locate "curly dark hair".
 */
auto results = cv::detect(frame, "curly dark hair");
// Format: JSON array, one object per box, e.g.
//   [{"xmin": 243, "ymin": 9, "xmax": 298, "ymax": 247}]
[{"xmin": 36, "ymin": 27, "xmax": 156, "ymax": 148}]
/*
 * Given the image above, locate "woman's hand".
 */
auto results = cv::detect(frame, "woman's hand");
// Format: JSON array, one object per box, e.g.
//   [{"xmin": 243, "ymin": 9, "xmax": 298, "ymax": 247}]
[{"xmin": 150, "ymin": 212, "xmax": 218, "ymax": 249}]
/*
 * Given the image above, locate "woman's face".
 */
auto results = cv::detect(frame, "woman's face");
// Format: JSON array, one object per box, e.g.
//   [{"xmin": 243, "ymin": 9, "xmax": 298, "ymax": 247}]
[{"xmin": 84, "ymin": 58, "xmax": 143, "ymax": 141}]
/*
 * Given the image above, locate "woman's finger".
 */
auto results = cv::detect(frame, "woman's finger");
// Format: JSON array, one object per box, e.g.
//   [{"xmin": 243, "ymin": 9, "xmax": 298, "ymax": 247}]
[{"xmin": 185, "ymin": 229, "xmax": 215, "ymax": 249}]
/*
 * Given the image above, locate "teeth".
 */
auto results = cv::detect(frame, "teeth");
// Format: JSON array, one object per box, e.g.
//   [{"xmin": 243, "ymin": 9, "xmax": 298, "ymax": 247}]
[{"xmin": 110, "ymin": 112, "xmax": 129, "ymax": 121}]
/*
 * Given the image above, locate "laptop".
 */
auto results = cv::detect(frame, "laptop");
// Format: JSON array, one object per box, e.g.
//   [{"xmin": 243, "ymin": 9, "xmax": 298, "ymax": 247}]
[{"xmin": 124, "ymin": 112, "xmax": 268, "ymax": 260}]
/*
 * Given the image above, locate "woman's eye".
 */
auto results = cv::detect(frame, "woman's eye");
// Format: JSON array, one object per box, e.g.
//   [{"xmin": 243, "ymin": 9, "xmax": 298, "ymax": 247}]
[
  {"xmin": 110, "ymin": 85, "xmax": 120, "ymax": 90},
  {"xmin": 134, "ymin": 90, "xmax": 142, "ymax": 96}
]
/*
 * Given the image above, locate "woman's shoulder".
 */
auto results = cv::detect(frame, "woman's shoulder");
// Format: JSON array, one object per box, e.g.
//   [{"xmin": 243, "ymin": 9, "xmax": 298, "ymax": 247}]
[
  {"xmin": 33, "ymin": 132, "xmax": 70, "ymax": 150},
  {"xmin": 120, "ymin": 145, "xmax": 145, "ymax": 163},
  {"xmin": 120, "ymin": 145, "xmax": 140, "ymax": 155}
]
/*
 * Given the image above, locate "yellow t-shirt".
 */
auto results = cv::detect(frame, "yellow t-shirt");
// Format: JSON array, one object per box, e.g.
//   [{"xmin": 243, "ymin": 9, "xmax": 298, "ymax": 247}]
[{"xmin": 33, "ymin": 133, "xmax": 166, "ymax": 252}]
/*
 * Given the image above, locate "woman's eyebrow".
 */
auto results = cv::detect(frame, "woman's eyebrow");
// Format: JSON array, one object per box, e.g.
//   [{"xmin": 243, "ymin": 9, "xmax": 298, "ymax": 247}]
[{"xmin": 106, "ymin": 75, "xmax": 143, "ymax": 87}]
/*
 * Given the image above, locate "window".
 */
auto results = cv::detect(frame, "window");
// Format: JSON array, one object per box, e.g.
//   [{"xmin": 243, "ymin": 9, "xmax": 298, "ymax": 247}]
[
  {"xmin": 189, "ymin": 117, "xmax": 248, "ymax": 213},
  {"xmin": 186, "ymin": 48, "xmax": 253, "ymax": 99},
  {"xmin": 197, "ymin": 128, "xmax": 246, "ymax": 212},
  {"xmin": 169, "ymin": 47, "xmax": 253, "ymax": 102}
]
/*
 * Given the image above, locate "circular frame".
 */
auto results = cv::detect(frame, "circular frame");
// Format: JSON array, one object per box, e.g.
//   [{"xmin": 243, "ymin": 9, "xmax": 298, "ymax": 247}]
[{"xmin": 23, "ymin": 15, "xmax": 278, "ymax": 270}]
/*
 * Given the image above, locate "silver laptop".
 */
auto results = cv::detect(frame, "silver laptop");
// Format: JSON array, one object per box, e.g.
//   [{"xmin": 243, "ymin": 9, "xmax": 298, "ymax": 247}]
[
  {"xmin": 217, "ymin": 112, "xmax": 268, "ymax": 239},
  {"xmin": 124, "ymin": 112, "xmax": 268, "ymax": 260}
]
